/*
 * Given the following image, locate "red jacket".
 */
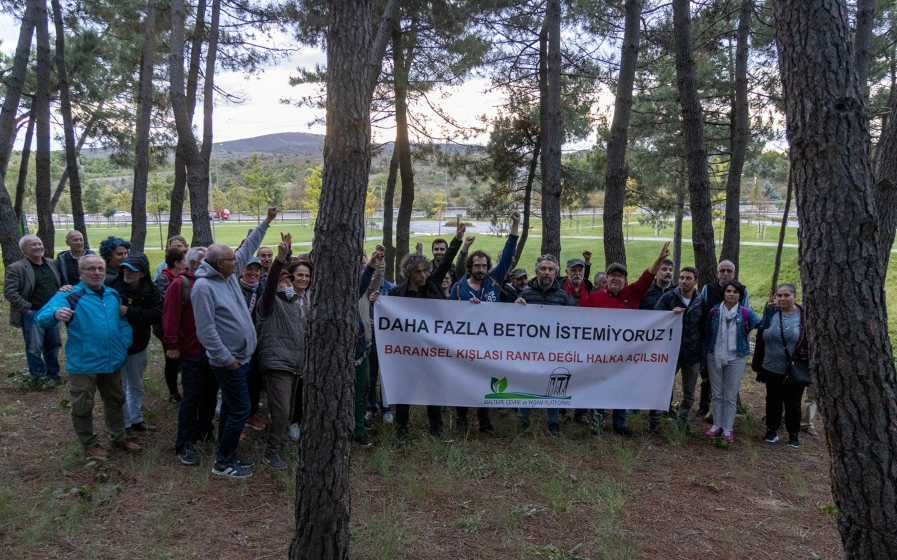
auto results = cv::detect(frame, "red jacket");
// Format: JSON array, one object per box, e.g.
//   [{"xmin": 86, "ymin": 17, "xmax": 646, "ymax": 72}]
[
  {"xmin": 582, "ymin": 269, "xmax": 655, "ymax": 310},
  {"xmin": 162, "ymin": 270, "xmax": 205, "ymax": 357}
]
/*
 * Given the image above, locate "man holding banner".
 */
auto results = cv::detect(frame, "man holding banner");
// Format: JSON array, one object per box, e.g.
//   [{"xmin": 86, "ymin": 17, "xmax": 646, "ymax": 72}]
[
  {"xmin": 450, "ymin": 210, "xmax": 520, "ymax": 434},
  {"xmin": 387, "ymin": 220, "xmax": 466, "ymax": 439},
  {"xmin": 582, "ymin": 242, "xmax": 673, "ymax": 436}
]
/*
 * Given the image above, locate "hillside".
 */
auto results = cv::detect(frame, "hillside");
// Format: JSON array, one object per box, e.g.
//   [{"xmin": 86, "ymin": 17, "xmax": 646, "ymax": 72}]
[{"xmin": 212, "ymin": 132, "xmax": 326, "ymax": 155}]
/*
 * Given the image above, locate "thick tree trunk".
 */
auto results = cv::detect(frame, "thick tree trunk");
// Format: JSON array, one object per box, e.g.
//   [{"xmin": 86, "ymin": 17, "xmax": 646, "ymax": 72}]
[
  {"xmin": 382, "ymin": 148, "xmax": 398, "ymax": 280},
  {"xmin": 720, "ymin": 0, "xmax": 751, "ymax": 269},
  {"xmin": 129, "ymin": 0, "xmax": 157, "ymax": 253},
  {"xmin": 34, "ymin": 0, "xmax": 54, "ymax": 255},
  {"xmin": 515, "ymin": 138, "xmax": 540, "ymax": 265},
  {"xmin": 603, "ymin": 0, "xmax": 642, "ymax": 268},
  {"xmin": 393, "ymin": 28, "xmax": 415, "ymax": 273},
  {"xmin": 51, "ymin": 0, "xmax": 87, "ymax": 247},
  {"xmin": 0, "ymin": 0, "xmax": 37, "ymax": 265},
  {"xmin": 774, "ymin": 2, "xmax": 897, "ymax": 558},
  {"xmin": 291, "ymin": 1, "xmax": 399, "ymax": 556},
  {"xmin": 672, "ymin": 0, "xmax": 717, "ymax": 286},
  {"xmin": 167, "ymin": 0, "xmax": 205, "ymax": 240},
  {"xmin": 540, "ymin": 0, "xmax": 562, "ymax": 259},
  {"xmin": 13, "ymin": 109, "xmax": 35, "ymax": 221}
]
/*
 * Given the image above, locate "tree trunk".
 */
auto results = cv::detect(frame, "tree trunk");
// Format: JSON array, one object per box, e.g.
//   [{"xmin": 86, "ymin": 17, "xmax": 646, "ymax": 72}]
[
  {"xmin": 854, "ymin": 0, "xmax": 875, "ymax": 100},
  {"xmin": 773, "ymin": 2, "xmax": 897, "ymax": 558},
  {"xmin": 50, "ymin": 107, "xmax": 100, "ymax": 217},
  {"xmin": 130, "ymin": 0, "xmax": 157, "ymax": 252},
  {"xmin": 874, "ymin": 73, "xmax": 897, "ymax": 277},
  {"xmin": 514, "ymin": 137, "xmax": 540, "ymax": 265},
  {"xmin": 51, "ymin": 0, "xmax": 87, "ymax": 248},
  {"xmin": 393, "ymin": 28, "xmax": 415, "ymax": 273},
  {"xmin": 167, "ymin": 0, "xmax": 205, "ymax": 240},
  {"xmin": 34, "ymin": 0, "xmax": 54, "ymax": 255},
  {"xmin": 169, "ymin": 0, "xmax": 213, "ymax": 247},
  {"xmin": 603, "ymin": 0, "xmax": 642, "ymax": 268},
  {"xmin": 770, "ymin": 167, "xmax": 792, "ymax": 292},
  {"xmin": 672, "ymin": 157, "xmax": 686, "ymax": 278},
  {"xmin": 720, "ymin": 0, "xmax": 751, "ymax": 269},
  {"xmin": 382, "ymin": 149, "xmax": 398, "ymax": 280},
  {"xmin": 672, "ymin": 0, "xmax": 717, "ymax": 286},
  {"xmin": 14, "ymin": 109, "xmax": 35, "ymax": 221},
  {"xmin": 291, "ymin": 0, "xmax": 399, "ymax": 556},
  {"xmin": 540, "ymin": 0, "xmax": 562, "ymax": 259},
  {"xmin": 0, "ymin": 0, "xmax": 37, "ymax": 265}
]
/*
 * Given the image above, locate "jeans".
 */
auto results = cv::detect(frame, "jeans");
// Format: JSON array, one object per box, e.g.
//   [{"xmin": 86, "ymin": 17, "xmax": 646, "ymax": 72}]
[
  {"xmin": 22, "ymin": 311, "xmax": 61, "ymax": 380},
  {"xmin": 649, "ymin": 361, "xmax": 701, "ymax": 426},
  {"xmin": 263, "ymin": 369, "xmax": 300, "ymax": 455},
  {"xmin": 211, "ymin": 361, "xmax": 251, "ymax": 464},
  {"xmin": 708, "ymin": 356, "xmax": 746, "ymax": 432},
  {"xmin": 764, "ymin": 370, "xmax": 806, "ymax": 437},
  {"xmin": 69, "ymin": 372, "xmax": 126, "ymax": 447},
  {"xmin": 175, "ymin": 353, "xmax": 219, "ymax": 453},
  {"xmin": 517, "ymin": 407, "xmax": 560, "ymax": 425},
  {"xmin": 120, "ymin": 350, "xmax": 148, "ymax": 427}
]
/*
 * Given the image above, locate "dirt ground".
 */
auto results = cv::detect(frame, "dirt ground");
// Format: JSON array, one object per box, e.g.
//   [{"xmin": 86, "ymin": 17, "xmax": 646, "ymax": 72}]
[{"xmin": 0, "ymin": 316, "xmax": 842, "ymax": 559}]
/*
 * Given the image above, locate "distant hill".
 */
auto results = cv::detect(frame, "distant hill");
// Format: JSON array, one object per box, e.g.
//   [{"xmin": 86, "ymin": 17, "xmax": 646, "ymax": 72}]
[{"xmin": 213, "ymin": 132, "xmax": 325, "ymax": 155}]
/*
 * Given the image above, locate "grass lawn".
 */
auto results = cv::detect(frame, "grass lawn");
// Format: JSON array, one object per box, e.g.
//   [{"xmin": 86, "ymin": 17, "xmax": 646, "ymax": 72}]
[{"xmin": 0, "ymin": 222, "xmax": 875, "ymax": 558}]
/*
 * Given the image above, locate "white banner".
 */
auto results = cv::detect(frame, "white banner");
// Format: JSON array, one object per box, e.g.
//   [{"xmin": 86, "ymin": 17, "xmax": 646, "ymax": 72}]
[{"xmin": 374, "ymin": 298, "xmax": 683, "ymax": 410}]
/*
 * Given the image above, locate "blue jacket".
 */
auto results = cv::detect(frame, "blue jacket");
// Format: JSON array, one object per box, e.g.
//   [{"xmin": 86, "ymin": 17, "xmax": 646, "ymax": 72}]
[
  {"xmin": 449, "ymin": 234, "xmax": 519, "ymax": 303},
  {"xmin": 35, "ymin": 283, "xmax": 132, "ymax": 374},
  {"xmin": 704, "ymin": 303, "xmax": 762, "ymax": 359}
]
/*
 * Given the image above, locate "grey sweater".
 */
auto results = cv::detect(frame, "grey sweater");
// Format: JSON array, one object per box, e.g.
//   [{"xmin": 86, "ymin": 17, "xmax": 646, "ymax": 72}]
[{"xmin": 192, "ymin": 222, "xmax": 269, "ymax": 367}]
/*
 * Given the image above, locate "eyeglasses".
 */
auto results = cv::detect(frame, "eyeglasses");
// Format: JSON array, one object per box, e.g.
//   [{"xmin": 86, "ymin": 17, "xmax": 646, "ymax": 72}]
[{"xmin": 80, "ymin": 267, "xmax": 105, "ymax": 273}]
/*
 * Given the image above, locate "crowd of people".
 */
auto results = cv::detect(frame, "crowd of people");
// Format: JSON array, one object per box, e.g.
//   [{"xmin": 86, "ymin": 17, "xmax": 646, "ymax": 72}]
[{"xmin": 3, "ymin": 207, "xmax": 817, "ymax": 478}]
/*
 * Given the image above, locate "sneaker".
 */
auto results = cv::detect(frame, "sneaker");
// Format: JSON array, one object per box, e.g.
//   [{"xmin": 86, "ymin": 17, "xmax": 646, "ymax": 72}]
[
  {"xmin": 613, "ymin": 426, "xmax": 635, "ymax": 437},
  {"xmin": 722, "ymin": 430, "xmax": 735, "ymax": 443},
  {"xmin": 364, "ymin": 411, "xmax": 374, "ymax": 422},
  {"xmin": 787, "ymin": 435, "xmax": 801, "ymax": 449},
  {"xmin": 289, "ymin": 423, "xmax": 301, "ymax": 441},
  {"xmin": 233, "ymin": 454, "xmax": 254, "ymax": 468},
  {"xmin": 264, "ymin": 454, "xmax": 287, "ymax": 470},
  {"xmin": 212, "ymin": 461, "xmax": 252, "ymax": 478},
  {"xmin": 354, "ymin": 433, "xmax": 374, "ymax": 447},
  {"xmin": 803, "ymin": 425, "xmax": 819, "ymax": 437},
  {"xmin": 764, "ymin": 430, "xmax": 780, "ymax": 444},
  {"xmin": 705, "ymin": 426, "xmax": 722, "ymax": 438},
  {"xmin": 547, "ymin": 422, "xmax": 561, "ymax": 437},
  {"xmin": 382, "ymin": 411, "xmax": 394, "ymax": 425},
  {"xmin": 244, "ymin": 415, "xmax": 266, "ymax": 431},
  {"xmin": 177, "ymin": 448, "xmax": 200, "ymax": 466}
]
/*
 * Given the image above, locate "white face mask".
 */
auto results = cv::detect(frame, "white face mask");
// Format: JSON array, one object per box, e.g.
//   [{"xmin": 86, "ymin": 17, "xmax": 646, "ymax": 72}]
[{"xmin": 280, "ymin": 286, "xmax": 296, "ymax": 299}]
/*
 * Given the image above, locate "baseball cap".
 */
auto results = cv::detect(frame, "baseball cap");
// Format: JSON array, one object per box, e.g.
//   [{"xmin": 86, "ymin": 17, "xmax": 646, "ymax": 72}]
[
  {"xmin": 606, "ymin": 262, "xmax": 628, "ymax": 276},
  {"xmin": 242, "ymin": 256, "xmax": 262, "ymax": 269},
  {"xmin": 566, "ymin": 258, "xmax": 585, "ymax": 268},
  {"xmin": 509, "ymin": 268, "xmax": 528, "ymax": 279},
  {"xmin": 122, "ymin": 262, "xmax": 140, "ymax": 272}
]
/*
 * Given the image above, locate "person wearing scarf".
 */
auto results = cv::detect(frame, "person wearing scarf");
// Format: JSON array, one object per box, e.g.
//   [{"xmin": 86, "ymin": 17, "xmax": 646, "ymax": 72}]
[{"xmin": 704, "ymin": 280, "xmax": 762, "ymax": 443}]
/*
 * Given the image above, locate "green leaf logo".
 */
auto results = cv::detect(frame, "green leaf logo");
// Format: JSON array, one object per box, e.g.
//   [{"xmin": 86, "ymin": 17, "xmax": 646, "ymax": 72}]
[
  {"xmin": 496, "ymin": 377, "xmax": 508, "ymax": 393},
  {"xmin": 491, "ymin": 377, "xmax": 500, "ymax": 393}
]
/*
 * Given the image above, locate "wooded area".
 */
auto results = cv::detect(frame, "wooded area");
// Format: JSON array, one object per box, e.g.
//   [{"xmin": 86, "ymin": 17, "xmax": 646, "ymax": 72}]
[{"xmin": 1, "ymin": 0, "xmax": 896, "ymax": 557}]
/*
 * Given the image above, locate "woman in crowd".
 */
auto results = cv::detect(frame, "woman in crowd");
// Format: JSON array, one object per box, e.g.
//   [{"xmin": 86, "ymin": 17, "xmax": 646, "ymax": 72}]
[
  {"xmin": 705, "ymin": 280, "xmax": 762, "ymax": 443},
  {"xmin": 99, "ymin": 236, "xmax": 130, "ymax": 285},
  {"xmin": 154, "ymin": 248, "xmax": 188, "ymax": 403},
  {"xmin": 755, "ymin": 283, "xmax": 809, "ymax": 449},
  {"xmin": 287, "ymin": 258, "xmax": 312, "ymax": 439},
  {"xmin": 237, "ymin": 257, "xmax": 266, "ymax": 432},
  {"xmin": 154, "ymin": 235, "xmax": 188, "ymax": 279}
]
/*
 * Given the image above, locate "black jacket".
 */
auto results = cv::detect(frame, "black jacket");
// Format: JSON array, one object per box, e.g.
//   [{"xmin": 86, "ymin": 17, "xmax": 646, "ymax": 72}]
[
  {"xmin": 109, "ymin": 253, "xmax": 163, "ymax": 355},
  {"xmin": 654, "ymin": 288, "xmax": 707, "ymax": 366},
  {"xmin": 389, "ymin": 238, "xmax": 462, "ymax": 299},
  {"xmin": 518, "ymin": 277, "xmax": 576, "ymax": 306}
]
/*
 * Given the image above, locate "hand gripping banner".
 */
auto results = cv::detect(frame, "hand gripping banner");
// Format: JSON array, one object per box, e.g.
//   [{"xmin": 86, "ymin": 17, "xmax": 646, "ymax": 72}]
[{"xmin": 374, "ymin": 298, "xmax": 683, "ymax": 410}]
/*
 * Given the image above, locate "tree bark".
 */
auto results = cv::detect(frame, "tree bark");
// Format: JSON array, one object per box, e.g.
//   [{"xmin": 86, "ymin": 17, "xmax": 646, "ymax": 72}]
[
  {"xmin": 382, "ymin": 148, "xmax": 398, "ymax": 280},
  {"xmin": 773, "ymin": 1, "xmax": 897, "ymax": 558},
  {"xmin": 514, "ymin": 137, "xmax": 540, "ymax": 265},
  {"xmin": 50, "ymin": 107, "xmax": 100, "ymax": 215},
  {"xmin": 854, "ymin": 0, "xmax": 875, "ymax": 100},
  {"xmin": 34, "ymin": 0, "xmax": 54, "ymax": 255},
  {"xmin": 167, "ymin": 0, "xmax": 206, "ymax": 240},
  {"xmin": 130, "ymin": 0, "xmax": 157, "ymax": 252},
  {"xmin": 291, "ymin": 0, "xmax": 399, "ymax": 557},
  {"xmin": 51, "ymin": 0, "xmax": 88, "ymax": 248},
  {"xmin": 672, "ymin": 157, "xmax": 686, "ymax": 277},
  {"xmin": 720, "ymin": 0, "xmax": 752, "ymax": 269},
  {"xmin": 393, "ymin": 26, "xmax": 415, "ymax": 274},
  {"xmin": 0, "ymin": 0, "xmax": 37, "ymax": 265},
  {"xmin": 672, "ymin": 0, "xmax": 717, "ymax": 286},
  {"xmin": 540, "ymin": 0, "xmax": 562, "ymax": 259},
  {"xmin": 603, "ymin": 0, "xmax": 642, "ymax": 268},
  {"xmin": 13, "ymin": 109, "xmax": 35, "ymax": 222}
]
